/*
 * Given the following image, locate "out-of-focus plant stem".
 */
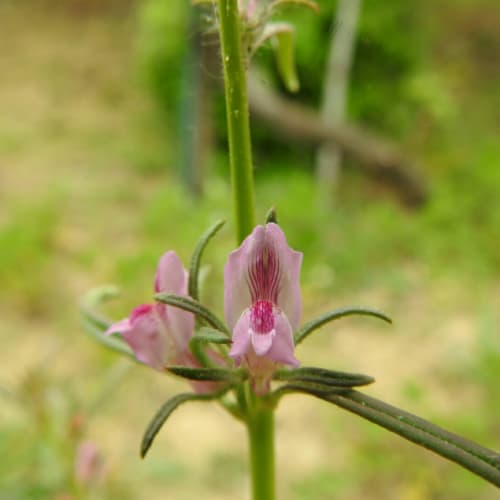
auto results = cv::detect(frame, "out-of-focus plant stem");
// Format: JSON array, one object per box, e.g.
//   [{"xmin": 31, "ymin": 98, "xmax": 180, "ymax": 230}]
[{"xmin": 217, "ymin": 0, "xmax": 256, "ymax": 244}]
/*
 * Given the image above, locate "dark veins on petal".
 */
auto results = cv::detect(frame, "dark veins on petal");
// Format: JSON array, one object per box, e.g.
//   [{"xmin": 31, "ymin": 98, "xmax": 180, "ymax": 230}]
[{"xmin": 247, "ymin": 242, "xmax": 281, "ymax": 303}]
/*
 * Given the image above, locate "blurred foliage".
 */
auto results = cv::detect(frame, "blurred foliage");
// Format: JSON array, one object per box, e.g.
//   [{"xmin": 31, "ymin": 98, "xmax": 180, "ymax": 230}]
[
  {"xmin": 134, "ymin": 0, "xmax": 500, "ymax": 290},
  {"xmin": 137, "ymin": 0, "xmax": 189, "ymax": 119},
  {"xmin": 1, "ymin": 0, "xmax": 499, "ymax": 498},
  {"xmin": 0, "ymin": 362, "xmax": 132, "ymax": 500},
  {"xmin": 0, "ymin": 199, "xmax": 60, "ymax": 315}
]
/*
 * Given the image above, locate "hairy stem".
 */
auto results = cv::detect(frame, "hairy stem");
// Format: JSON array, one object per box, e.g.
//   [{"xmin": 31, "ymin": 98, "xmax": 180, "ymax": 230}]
[
  {"xmin": 247, "ymin": 400, "xmax": 276, "ymax": 500},
  {"xmin": 218, "ymin": 0, "xmax": 256, "ymax": 243}
]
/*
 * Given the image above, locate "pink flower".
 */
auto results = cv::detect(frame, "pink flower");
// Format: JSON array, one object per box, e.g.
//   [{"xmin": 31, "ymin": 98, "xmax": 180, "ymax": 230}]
[
  {"xmin": 75, "ymin": 441, "xmax": 104, "ymax": 485},
  {"xmin": 224, "ymin": 223, "xmax": 301, "ymax": 393},
  {"xmin": 106, "ymin": 251, "xmax": 194, "ymax": 371}
]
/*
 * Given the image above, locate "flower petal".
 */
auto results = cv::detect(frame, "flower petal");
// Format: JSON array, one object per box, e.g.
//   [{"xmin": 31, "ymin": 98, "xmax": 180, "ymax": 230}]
[
  {"xmin": 229, "ymin": 309, "xmax": 252, "ymax": 365},
  {"xmin": 224, "ymin": 226, "xmax": 266, "ymax": 330},
  {"xmin": 154, "ymin": 251, "xmax": 188, "ymax": 295},
  {"xmin": 251, "ymin": 329, "xmax": 274, "ymax": 356},
  {"xmin": 105, "ymin": 318, "xmax": 131, "ymax": 336},
  {"xmin": 265, "ymin": 223, "xmax": 302, "ymax": 330},
  {"xmin": 154, "ymin": 251, "xmax": 194, "ymax": 353},
  {"xmin": 121, "ymin": 304, "xmax": 167, "ymax": 371},
  {"xmin": 166, "ymin": 304, "xmax": 194, "ymax": 354},
  {"xmin": 266, "ymin": 309, "xmax": 299, "ymax": 367}
]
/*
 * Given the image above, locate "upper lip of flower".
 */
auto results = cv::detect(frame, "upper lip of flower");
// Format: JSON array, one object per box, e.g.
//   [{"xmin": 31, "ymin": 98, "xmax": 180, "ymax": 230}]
[
  {"xmin": 247, "ymin": 244, "xmax": 281, "ymax": 304},
  {"xmin": 224, "ymin": 222, "xmax": 303, "ymax": 332},
  {"xmin": 224, "ymin": 223, "xmax": 302, "ymax": 370}
]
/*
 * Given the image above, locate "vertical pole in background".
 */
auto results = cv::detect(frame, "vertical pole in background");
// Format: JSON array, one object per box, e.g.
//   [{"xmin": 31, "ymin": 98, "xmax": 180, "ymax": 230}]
[
  {"xmin": 179, "ymin": 6, "xmax": 215, "ymax": 198},
  {"xmin": 316, "ymin": 0, "xmax": 362, "ymax": 201}
]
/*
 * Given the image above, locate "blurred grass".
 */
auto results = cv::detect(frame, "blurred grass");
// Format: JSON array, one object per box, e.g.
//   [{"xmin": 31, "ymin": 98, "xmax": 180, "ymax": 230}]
[{"xmin": 0, "ymin": 1, "xmax": 499, "ymax": 499}]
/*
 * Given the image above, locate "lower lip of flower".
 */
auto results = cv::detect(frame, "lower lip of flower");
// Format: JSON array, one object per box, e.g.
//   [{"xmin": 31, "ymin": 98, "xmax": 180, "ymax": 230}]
[{"xmin": 250, "ymin": 300, "xmax": 275, "ymax": 334}]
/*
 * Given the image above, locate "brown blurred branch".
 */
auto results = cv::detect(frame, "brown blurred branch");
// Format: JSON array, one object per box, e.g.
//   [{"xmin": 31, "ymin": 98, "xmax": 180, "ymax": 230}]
[{"xmin": 248, "ymin": 72, "xmax": 427, "ymax": 207}]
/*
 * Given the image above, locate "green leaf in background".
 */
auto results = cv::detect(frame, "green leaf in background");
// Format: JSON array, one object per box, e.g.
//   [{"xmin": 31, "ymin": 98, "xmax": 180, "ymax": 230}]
[
  {"xmin": 80, "ymin": 286, "xmax": 137, "ymax": 361},
  {"xmin": 80, "ymin": 285, "xmax": 120, "ymax": 330},
  {"xmin": 255, "ymin": 22, "xmax": 300, "ymax": 92},
  {"xmin": 82, "ymin": 318, "xmax": 137, "ymax": 362},
  {"xmin": 271, "ymin": 24, "xmax": 300, "ymax": 93}
]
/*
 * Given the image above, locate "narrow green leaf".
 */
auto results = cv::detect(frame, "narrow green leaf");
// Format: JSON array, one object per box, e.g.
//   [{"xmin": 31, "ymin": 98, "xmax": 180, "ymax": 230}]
[
  {"xmin": 189, "ymin": 327, "xmax": 231, "ymax": 367},
  {"xmin": 141, "ymin": 390, "xmax": 228, "ymax": 458},
  {"xmin": 188, "ymin": 220, "xmax": 225, "ymax": 301},
  {"xmin": 155, "ymin": 293, "xmax": 230, "ymax": 336},
  {"xmin": 272, "ymin": 27, "xmax": 299, "ymax": 93},
  {"xmin": 192, "ymin": 327, "xmax": 232, "ymax": 345},
  {"xmin": 294, "ymin": 307, "xmax": 392, "ymax": 345},
  {"xmin": 271, "ymin": 382, "xmax": 348, "ymax": 402},
  {"xmin": 265, "ymin": 206, "xmax": 278, "ymax": 224},
  {"xmin": 80, "ymin": 286, "xmax": 139, "ymax": 361},
  {"xmin": 167, "ymin": 366, "xmax": 245, "ymax": 382},
  {"xmin": 296, "ymin": 387, "xmax": 500, "ymax": 487},
  {"xmin": 80, "ymin": 285, "xmax": 120, "ymax": 331},
  {"xmin": 275, "ymin": 366, "xmax": 374, "ymax": 387}
]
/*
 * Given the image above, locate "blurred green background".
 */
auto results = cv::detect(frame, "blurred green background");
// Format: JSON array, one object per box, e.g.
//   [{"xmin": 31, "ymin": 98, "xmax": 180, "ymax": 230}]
[{"xmin": 0, "ymin": 0, "xmax": 499, "ymax": 498}]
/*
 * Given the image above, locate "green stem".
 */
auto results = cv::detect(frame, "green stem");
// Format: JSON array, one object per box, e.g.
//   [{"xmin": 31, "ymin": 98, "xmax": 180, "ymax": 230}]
[
  {"xmin": 218, "ymin": 0, "xmax": 256, "ymax": 243},
  {"xmin": 217, "ymin": 2, "xmax": 273, "ymax": 497},
  {"xmin": 247, "ymin": 401, "xmax": 276, "ymax": 500}
]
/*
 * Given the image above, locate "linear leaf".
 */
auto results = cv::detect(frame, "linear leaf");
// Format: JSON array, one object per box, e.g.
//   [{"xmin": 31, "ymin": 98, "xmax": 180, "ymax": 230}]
[
  {"xmin": 271, "ymin": 382, "xmax": 348, "ymax": 401},
  {"xmin": 295, "ymin": 307, "xmax": 392, "ymax": 345},
  {"xmin": 167, "ymin": 366, "xmax": 244, "ymax": 382},
  {"xmin": 192, "ymin": 327, "xmax": 232, "ymax": 345},
  {"xmin": 256, "ymin": 23, "xmax": 300, "ymax": 93},
  {"xmin": 275, "ymin": 366, "xmax": 374, "ymax": 387},
  {"xmin": 141, "ymin": 390, "xmax": 227, "ymax": 458},
  {"xmin": 81, "ymin": 318, "xmax": 137, "ymax": 361},
  {"xmin": 80, "ymin": 285, "xmax": 120, "ymax": 330},
  {"xmin": 298, "ymin": 387, "xmax": 500, "ymax": 487},
  {"xmin": 155, "ymin": 294, "xmax": 229, "ymax": 336},
  {"xmin": 189, "ymin": 327, "xmax": 231, "ymax": 367},
  {"xmin": 188, "ymin": 220, "xmax": 225, "ymax": 301}
]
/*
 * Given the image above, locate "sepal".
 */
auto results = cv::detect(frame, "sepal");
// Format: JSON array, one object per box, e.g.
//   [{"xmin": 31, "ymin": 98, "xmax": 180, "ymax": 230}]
[{"xmin": 264, "ymin": 206, "xmax": 278, "ymax": 224}]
